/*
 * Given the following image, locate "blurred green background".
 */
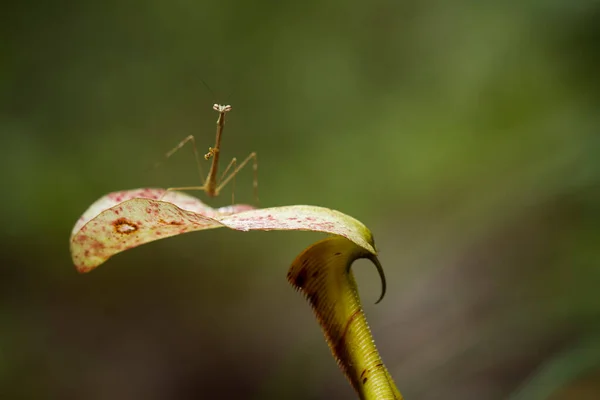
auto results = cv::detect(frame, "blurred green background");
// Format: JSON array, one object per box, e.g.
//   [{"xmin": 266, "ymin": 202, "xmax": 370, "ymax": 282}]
[{"xmin": 2, "ymin": 1, "xmax": 600, "ymax": 399}]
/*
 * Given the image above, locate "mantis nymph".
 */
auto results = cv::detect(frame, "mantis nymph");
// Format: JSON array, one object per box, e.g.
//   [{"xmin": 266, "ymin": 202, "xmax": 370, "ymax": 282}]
[{"xmin": 161, "ymin": 104, "xmax": 258, "ymax": 203}]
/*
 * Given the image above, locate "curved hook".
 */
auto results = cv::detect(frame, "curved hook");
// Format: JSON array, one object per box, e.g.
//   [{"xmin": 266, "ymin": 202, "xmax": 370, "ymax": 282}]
[
  {"xmin": 368, "ymin": 254, "xmax": 387, "ymax": 304},
  {"xmin": 347, "ymin": 253, "xmax": 387, "ymax": 304}
]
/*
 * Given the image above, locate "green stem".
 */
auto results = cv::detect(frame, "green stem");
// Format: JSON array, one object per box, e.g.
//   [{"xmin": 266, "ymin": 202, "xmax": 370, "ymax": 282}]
[{"xmin": 288, "ymin": 236, "xmax": 403, "ymax": 400}]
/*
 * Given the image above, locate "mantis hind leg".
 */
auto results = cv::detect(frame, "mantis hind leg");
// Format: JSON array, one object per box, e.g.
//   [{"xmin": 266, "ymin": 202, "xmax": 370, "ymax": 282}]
[
  {"xmin": 218, "ymin": 157, "xmax": 237, "ymax": 204},
  {"xmin": 216, "ymin": 152, "xmax": 258, "ymax": 204},
  {"xmin": 165, "ymin": 186, "xmax": 207, "ymax": 192},
  {"xmin": 160, "ymin": 185, "xmax": 207, "ymax": 201}
]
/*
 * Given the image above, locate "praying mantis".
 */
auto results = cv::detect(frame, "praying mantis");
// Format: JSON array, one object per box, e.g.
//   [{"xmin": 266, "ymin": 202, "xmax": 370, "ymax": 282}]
[{"xmin": 161, "ymin": 103, "xmax": 258, "ymax": 203}]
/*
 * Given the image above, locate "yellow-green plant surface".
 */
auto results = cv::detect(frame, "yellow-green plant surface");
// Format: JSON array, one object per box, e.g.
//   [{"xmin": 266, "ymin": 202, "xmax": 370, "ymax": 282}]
[{"xmin": 70, "ymin": 188, "xmax": 402, "ymax": 399}]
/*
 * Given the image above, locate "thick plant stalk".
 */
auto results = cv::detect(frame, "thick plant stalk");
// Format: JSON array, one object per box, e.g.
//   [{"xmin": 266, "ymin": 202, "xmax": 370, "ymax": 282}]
[{"xmin": 288, "ymin": 236, "xmax": 403, "ymax": 400}]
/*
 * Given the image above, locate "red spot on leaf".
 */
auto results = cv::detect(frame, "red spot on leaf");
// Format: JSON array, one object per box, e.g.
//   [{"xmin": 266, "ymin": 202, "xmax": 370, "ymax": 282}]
[
  {"xmin": 157, "ymin": 218, "xmax": 182, "ymax": 225},
  {"xmin": 91, "ymin": 241, "xmax": 105, "ymax": 251},
  {"xmin": 113, "ymin": 218, "xmax": 138, "ymax": 234},
  {"xmin": 76, "ymin": 234, "xmax": 89, "ymax": 244}
]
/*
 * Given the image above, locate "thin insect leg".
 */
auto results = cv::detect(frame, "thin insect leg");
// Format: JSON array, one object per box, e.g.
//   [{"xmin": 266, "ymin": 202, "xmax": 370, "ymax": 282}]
[
  {"xmin": 232, "ymin": 162, "xmax": 236, "ymax": 205},
  {"xmin": 162, "ymin": 135, "xmax": 206, "ymax": 185},
  {"xmin": 215, "ymin": 152, "xmax": 257, "ymax": 201},
  {"xmin": 252, "ymin": 153, "xmax": 258, "ymax": 203},
  {"xmin": 218, "ymin": 158, "xmax": 237, "ymax": 205},
  {"xmin": 218, "ymin": 157, "xmax": 237, "ymax": 185},
  {"xmin": 165, "ymin": 185, "xmax": 207, "ymax": 192},
  {"xmin": 158, "ymin": 185, "xmax": 206, "ymax": 200}
]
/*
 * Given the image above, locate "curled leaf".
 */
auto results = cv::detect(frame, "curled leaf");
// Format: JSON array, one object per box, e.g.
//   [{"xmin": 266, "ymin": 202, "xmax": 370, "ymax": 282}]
[
  {"xmin": 70, "ymin": 188, "xmax": 377, "ymax": 274},
  {"xmin": 69, "ymin": 188, "xmax": 399, "ymax": 399},
  {"xmin": 288, "ymin": 236, "xmax": 402, "ymax": 400}
]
